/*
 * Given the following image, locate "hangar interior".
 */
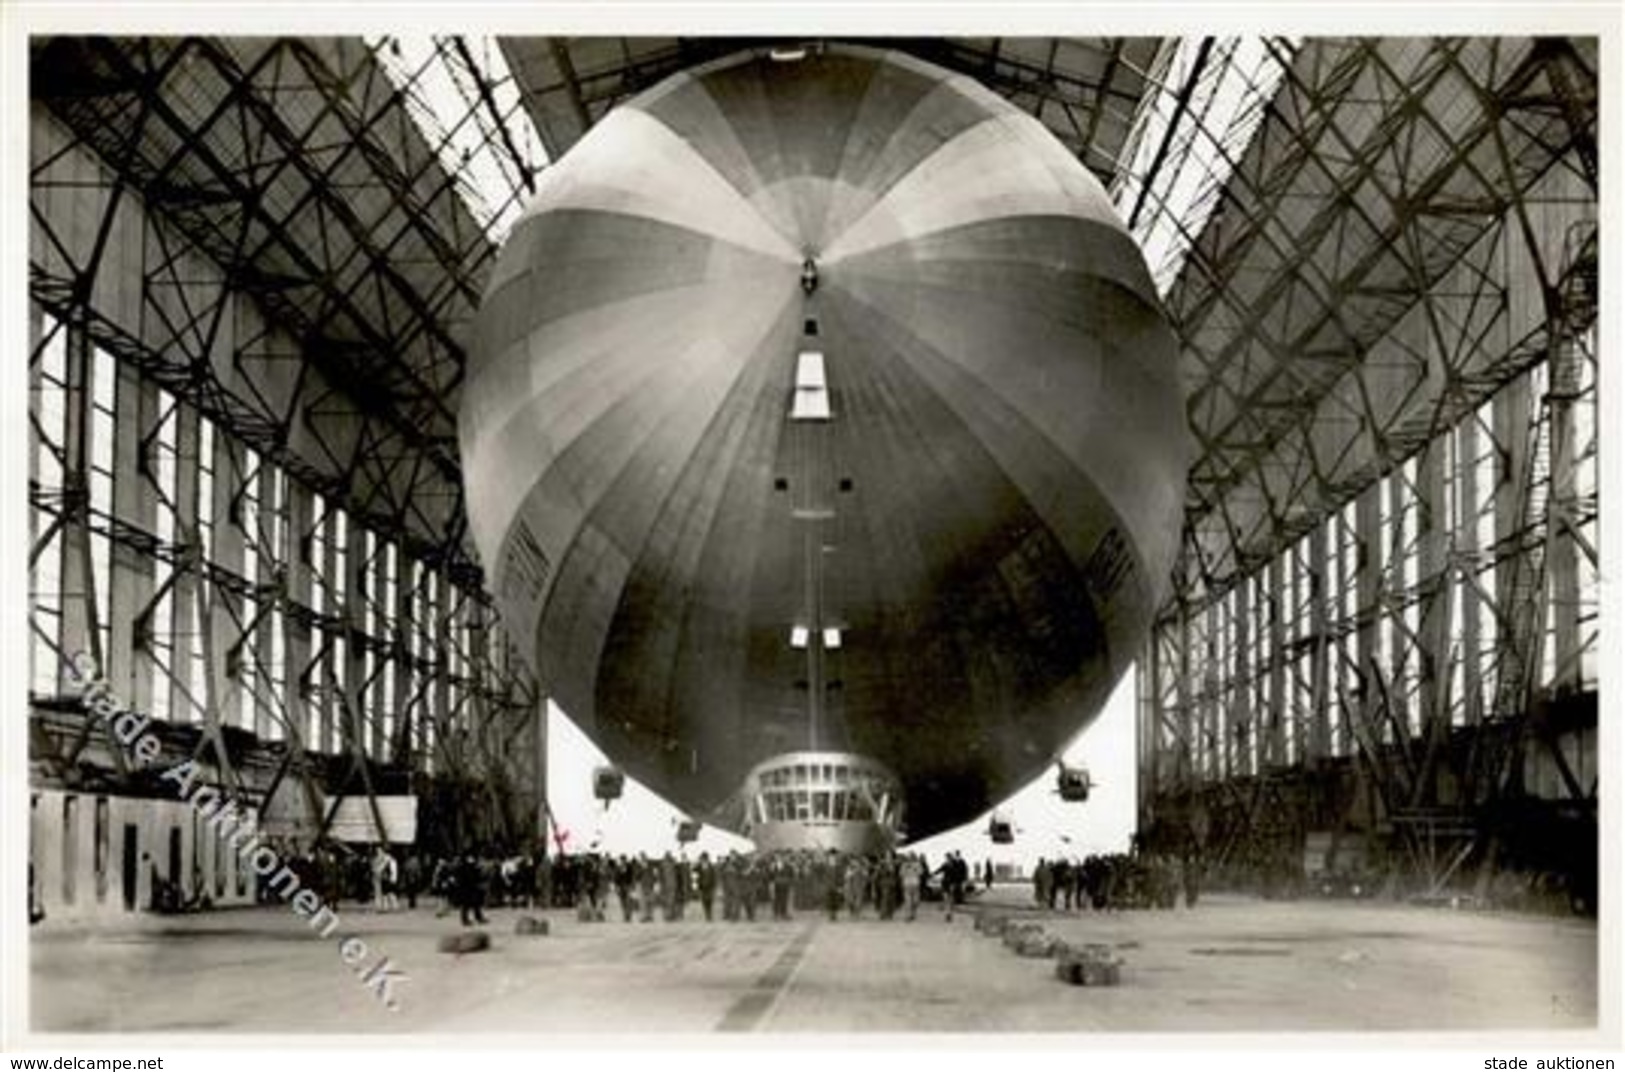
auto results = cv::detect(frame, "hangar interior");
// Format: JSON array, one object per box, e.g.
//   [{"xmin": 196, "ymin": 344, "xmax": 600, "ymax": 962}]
[{"xmin": 25, "ymin": 35, "xmax": 1598, "ymax": 918}]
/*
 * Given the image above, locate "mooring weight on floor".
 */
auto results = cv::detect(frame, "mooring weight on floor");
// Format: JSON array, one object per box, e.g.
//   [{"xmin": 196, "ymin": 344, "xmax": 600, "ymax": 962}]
[
  {"xmin": 515, "ymin": 915, "xmax": 550, "ymax": 936},
  {"xmin": 1054, "ymin": 943, "xmax": 1122, "ymax": 986},
  {"xmin": 1001, "ymin": 922, "xmax": 1034, "ymax": 949},
  {"xmin": 438, "ymin": 930, "xmax": 492, "ymax": 954},
  {"xmin": 975, "ymin": 912, "xmax": 1007, "ymax": 935},
  {"xmin": 1014, "ymin": 928, "xmax": 1061, "ymax": 958}
]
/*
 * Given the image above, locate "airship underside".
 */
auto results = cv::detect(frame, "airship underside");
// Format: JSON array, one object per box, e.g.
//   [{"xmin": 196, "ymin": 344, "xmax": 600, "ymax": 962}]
[{"xmin": 463, "ymin": 44, "xmax": 1191, "ymax": 849}]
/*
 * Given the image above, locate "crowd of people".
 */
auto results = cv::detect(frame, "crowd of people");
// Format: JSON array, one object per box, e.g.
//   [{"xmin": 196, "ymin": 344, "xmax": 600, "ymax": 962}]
[
  {"xmin": 431, "ymin": 847, "xmax": 988, "ymax": 927},
  {"xmin": 1032, "ymin": 852, "xmax": 1201, "ymax": 910},
  {"xmin": 58, "ymin": 835, "xmax": 1207, "ymax": 925},
  {"xmin": 261, "ymin": 845, "xmax": 993, "ymax": 927}
]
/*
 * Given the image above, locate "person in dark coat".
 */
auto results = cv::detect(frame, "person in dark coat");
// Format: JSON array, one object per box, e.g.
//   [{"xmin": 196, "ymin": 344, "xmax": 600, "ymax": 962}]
[
  {"xmin": 656, "ymin": 853, "xmax": 676, "ymax": 921},
  {"xmin": 402, "ymin": 853, "xmax": 422, "ymax": 910},
  {"xmin": 740, "ymin": 858, "xmax": 761, "ymax": 922},
  {"xmin": 844, "ymin": 856, "xmax": 868, "ymax": 920},
  {"xmin": 636, "ymin": 854, "xmax": 657, "ymax": 922},
  {"xmin": 1053, "ymin": 858, "xmax": 1075, "ymax": 911},
  {"xmin": 721, "ymin": 854, "xmax": 741, "ymax": 921},
  {"xmin": 816, "ymin": 853, "xmax": 841, "ymax": 921},
  {"xmin": 769, "ymin": 857, "xmax": 793, "ymax": 920},
  {"xmin": 675, "ymin": 856, "xmax": 692, "ymax": 921},
  {"xmin": 614, "ymin": 856, "xmax": 637, "ymax": 922},
  {"xmin": 874, "ymin": 853, "xmax": 900, "ymax": 921},
  {"xmin": 535, "ymin": 852, "xmax": 553, "ymax": 909},
  {"xmin": 696, "ymin": 853, "xmax": 718, "ymax": 921},
  {"xmin": 899, "ymin": 854, "xmax": 924, "ymax": 921},
  {"xmin": 454, "ymin": 853, "xmax": 488, "ymax": 927},
  {"xmin": 940, "ymin": 852, "xmax": 969, "ymax": 918}
]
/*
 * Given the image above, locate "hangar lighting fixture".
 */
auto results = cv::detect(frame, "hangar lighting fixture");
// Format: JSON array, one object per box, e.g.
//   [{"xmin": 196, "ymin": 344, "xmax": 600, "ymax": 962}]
[
  {"xmin": 790, "ymin": 625, "xmax": 810, "ymax": 649},
  {"xmin": 823, "ymin": 627, "xmax": 843, "ymax": 650}
]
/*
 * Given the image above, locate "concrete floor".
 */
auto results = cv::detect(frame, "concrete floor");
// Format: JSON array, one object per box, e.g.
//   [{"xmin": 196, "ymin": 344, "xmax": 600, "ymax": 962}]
[{"xmin": 29, "ymin": 888, "xmax": 1596, "ymax": 1033}]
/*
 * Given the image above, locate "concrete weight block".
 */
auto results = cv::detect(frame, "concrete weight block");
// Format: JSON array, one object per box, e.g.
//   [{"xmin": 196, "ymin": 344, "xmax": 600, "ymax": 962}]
[
  {"xmin": 1014, "ymin": 930, "xmax": 1060, "ymax": 957},
  {"xmin": 1055, "ymin": 943, "xmax": 1123, "ymax": 986},
  {"xmin": 438, "ymin": 930, "xmax": 492, "ymax": 954},
  {"xmin": 1003, "ymin": 922, "xmax": 1042, "ymax": 950},
  {"xmin": 515, "ymin": 916, "xmax": 550, "ymax": 936}
]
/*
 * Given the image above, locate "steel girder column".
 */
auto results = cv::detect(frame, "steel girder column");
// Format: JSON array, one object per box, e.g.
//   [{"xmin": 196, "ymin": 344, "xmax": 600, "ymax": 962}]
[
  {"xmin": 125, "ymin": 376, "xmax": 186, "ymax": 728},
  {"xmin": 209, "ymin": 437, "xmax": 248, "ymax": 734},
  {"xmin": 1306, "ymin": 523, "xmax": 1331, "ymax": 763},
  {"xmin": 55, "ymin": 318, "xmax": 101, "ymax": 691},
  {"xmin": 27, "ymin": 304, "xmax": 63, "ymax": 703},
  {"xmin": 108, "ymin": 363, "xmax": 153, "ymax": 717},
  {"xmin": 1136, "ymin": 646, "xmax": 1157, "ymax": 827},
  {"xmin": 1492, "ymin": 374, "xmax": 1535, "ymax": 720},
  {"xmin": 1230, "ymin": 578, "xmax": 1252, "ymax": 779},
  {"xmin": 360, "ymin": 531, "xmax": 389, "ymax": 764},
  {"xmin": 247, "ymin": 457, "xmax": 278, "ymax": 743},
  {"xmin": 1383, "ymin": 468, "xmax": 1413, "ymax": 745},
  {"xmin": 1351, "ymin": 480, "xmax": 1388, "ymax": 826},
  {"xmin": 1414, "ymin": 433, "xmax": 1452, "ymax": 808},
  {"xmin": 428, "ymin": 568, "xmax": 453, "ymax": 774},
  {"xmin": 1201, "ymin": 594, "xmax": 1223, "ymax": 782},
  {"xmin": 167, "ymin": 402, "xmax": 202, "ymax": 728},
  {"xmin": 284, "ymin": 480, "xmax": 315, "ymax": 749},
  {"xmin": 1139, "ymin": 613, "xmax": 1191, "ymax": 836},
  {"xmin": 317, "ymin": 505, "xmax": 390, "ymax": 844},
  {"xmin": 1265, "ymin": 556, "xmax": 1286, "ymax": 768},
  {"xmin": 1458, "ymin": 414, "xmax": 1484, "ymax": 726},
  {"xmin": 1545, "ymin": 327, "xmax": 1582, "ymax": 698},
  {"xmin": 393, "ymin": 564, "xmax": 421, "ymax": 773},
  {"xmin": 1175, "ymin": 608, "xmax": 1194, "ymax": 791},
  {"xmin": 340, "ymin": 502, "xmax": 371, "ymax": 760}
]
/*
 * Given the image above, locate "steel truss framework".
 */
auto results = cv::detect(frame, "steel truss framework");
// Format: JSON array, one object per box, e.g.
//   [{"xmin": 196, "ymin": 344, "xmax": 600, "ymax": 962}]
[
  {"xmin": 27, "ymin": 38, "xmax": 544, "ymax": 856},
  {"xmin": 31, "ymin": 36, "xmax": 492, "ymax": 583},
  {"xmin": 1137, "ymin": 37, "xmax": 1599, "ymax": 902},
  {"xmin": 24, "ymin": 34, "xmax": 1603, "ymax": 897}
]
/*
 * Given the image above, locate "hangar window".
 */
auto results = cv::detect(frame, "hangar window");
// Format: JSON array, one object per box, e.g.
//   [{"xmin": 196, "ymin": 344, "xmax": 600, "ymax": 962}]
[
  {"xmin": 823, "ymin": 627, "xmax": 842, "ymax": 649},
  {"xmin": 790, "ymin": 625, "xmax": 809, "ymax": 649},
  {"xmin": 790, "ymin": 351, "xmax": 831, "ymax": 420}
]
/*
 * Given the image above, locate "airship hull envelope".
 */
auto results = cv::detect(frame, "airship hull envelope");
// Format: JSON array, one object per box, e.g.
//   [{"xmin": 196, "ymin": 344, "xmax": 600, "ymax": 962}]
[{"xmin": 463, "ymin": 44, "xmax": 1191, "ymax": 845}]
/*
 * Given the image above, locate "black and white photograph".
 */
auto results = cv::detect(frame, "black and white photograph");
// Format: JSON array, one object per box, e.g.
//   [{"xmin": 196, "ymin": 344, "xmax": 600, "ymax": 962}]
[{"xmin": 2, "ymin": 3, "xmax": 1618, "ymax": 1061}]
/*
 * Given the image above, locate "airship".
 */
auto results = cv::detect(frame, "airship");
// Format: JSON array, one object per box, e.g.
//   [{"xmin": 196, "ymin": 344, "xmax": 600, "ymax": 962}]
[{"xmin": 462, "ymin": 44, "xmax": 1191, "ymax": 853}]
